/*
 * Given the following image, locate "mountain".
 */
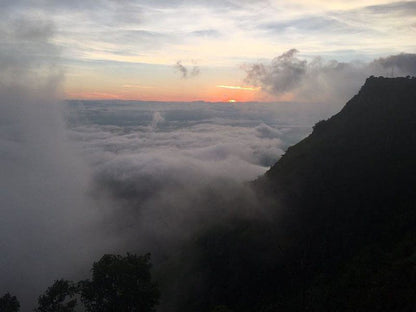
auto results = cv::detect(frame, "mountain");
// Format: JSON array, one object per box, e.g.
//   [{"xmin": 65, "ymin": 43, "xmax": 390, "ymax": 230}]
[
  {"xmin": 162, "ymin": 77, "xmax": 416, "ymax": 312},
  {"xmin": 256, "ymin": 76, "xmax": 416, "ymax": 311}
]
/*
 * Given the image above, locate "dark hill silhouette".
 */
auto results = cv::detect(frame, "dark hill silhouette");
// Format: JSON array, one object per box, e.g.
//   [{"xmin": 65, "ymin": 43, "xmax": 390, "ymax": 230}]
[
  {"xmin": 255, "ymin": 76, "xmax": 416, "ymax": 311},
  {"xmin": 161, "ymin": 77, "xmax": 416, "ymax": 312},
  {"xmin": 261, "ymin": 76, "xmax": 416, "ymax": 250}
]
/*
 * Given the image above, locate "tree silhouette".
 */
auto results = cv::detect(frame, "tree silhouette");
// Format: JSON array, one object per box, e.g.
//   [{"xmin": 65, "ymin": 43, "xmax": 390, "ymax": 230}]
[
  {"xmin": 0, "ymin": 293, "xmax": 20, "ymax": 312},
  {"xmin": 34, "ymin": 279, "xmax": 78, "ymax": 312},
  {"xmin": 80, "ymin": 253, "xmax": 160, "ymax": 312}
]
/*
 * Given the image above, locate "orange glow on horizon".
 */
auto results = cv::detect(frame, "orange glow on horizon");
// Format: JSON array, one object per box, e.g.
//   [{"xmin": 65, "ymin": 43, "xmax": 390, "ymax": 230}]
[
  {"xmin": 65, "ymin": 87, "xmax": 294, "ymax": 103},
  {"xmin": 66, "ymin": 92, "xmax": 251, "ymax": 102},
  {"xmin": 65, "ymin": 86, "xmax": 261, "ymax": 102},
  {"xmin": 65, "ymin": 80, "xmax": 280, "ymax": 102}
]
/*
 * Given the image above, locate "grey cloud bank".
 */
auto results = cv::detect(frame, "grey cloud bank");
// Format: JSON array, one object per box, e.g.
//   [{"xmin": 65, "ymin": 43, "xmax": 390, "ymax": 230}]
[
  {"xmin": 65, "ymin": 100, "xmax": 313, "ymax": 259},
  {"xmin": 0, "ymin": 12, "xmax": 113, "ymax": 311},
  {"xmin": 244, "ymin": 50, "xmax": 416, "ymax": 115}
]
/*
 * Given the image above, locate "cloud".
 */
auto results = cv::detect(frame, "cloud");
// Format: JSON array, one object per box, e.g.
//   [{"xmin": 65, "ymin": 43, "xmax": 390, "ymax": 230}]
[
  {"xmin": 3, "ymin": 0, "xmax": 413, "ymax": 72},
  {"xmin": 263, "ymin": 16, "xmax": 362, "ymax": 35},
  {"xmin": 370, "ymin": 53, "xmax": 416, "ymax": 75},
  {"xmin": 255, "ymin": 123, "xmax": 282, "ymax": 139},
  {"xmin": 174, "ymin": 60, "xmax": 200, "ymax": 79},
  {"xmin": 362, "ymin": 1, "xmax": 416, "ymax": 16},
  {"xmin": 244, "ymin": 49, "xmax": 307, "ymax": 95},
  {"xmin": 0, "ymin": 10, "xmax": 113, "ymax": 311},
  {"xmin": 151, "ymin": 111, "xmax": 165, "ymax": 129},
  {"xmin": 217, "ymin": 85, "xmax": 259, "ymax": 91},
  {"xmin": 261, "ymin": 2, "xmax": 416, "ymax": 37},
  {"xmin": 244, "ymin": 50, "xmax": 416, "ymax": 115},
  {"xmin": 65, "ymin": 99, "xmax": 314, "ymax": 260},
  {"xmin": 190, "ymin": 29, "xmax": 221, "ymax": 38}
]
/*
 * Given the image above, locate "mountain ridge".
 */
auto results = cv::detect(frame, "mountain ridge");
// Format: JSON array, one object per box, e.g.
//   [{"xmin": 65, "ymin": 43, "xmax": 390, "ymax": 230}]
[
  {"xmin": 160, "ymin": 76, "xmax": 416, "ymax": 312},
  {"xmin": 253, "ymin": 76, "xmax": 416, "ymax": 311}
]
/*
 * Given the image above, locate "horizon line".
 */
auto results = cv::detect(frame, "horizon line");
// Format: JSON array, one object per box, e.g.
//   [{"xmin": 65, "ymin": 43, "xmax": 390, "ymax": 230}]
[{"xmin": 63, "ymin": 98, "xmax": 287, "ymax": 104}]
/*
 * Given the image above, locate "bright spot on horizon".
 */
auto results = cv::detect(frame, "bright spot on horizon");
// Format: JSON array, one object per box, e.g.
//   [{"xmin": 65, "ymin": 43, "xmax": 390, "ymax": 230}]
[{"xmin": 228, "ymin": 99, "xmax": 237, "ymax": 103}]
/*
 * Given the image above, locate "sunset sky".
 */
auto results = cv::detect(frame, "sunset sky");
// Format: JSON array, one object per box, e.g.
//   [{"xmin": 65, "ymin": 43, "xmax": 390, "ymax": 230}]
[
  {"xmin": 4, "ymin": 0, "xmax": 416, "ymax": 101},
  {"xmin": 1, "ymin": 2, "xmax": 416, "ymax": 309}
]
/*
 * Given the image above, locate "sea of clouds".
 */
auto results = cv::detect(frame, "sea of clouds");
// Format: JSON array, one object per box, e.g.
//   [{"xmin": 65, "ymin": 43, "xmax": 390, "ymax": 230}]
[{"xmin": 64, "ymin": 100, "xmax": 315, "ymax": 257}]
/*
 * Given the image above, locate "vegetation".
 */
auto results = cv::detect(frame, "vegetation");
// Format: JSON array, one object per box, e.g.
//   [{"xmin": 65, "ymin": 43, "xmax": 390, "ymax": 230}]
[
  {"xmin": 0, "ymin": 293, "xmax": 20, "ymax": 312},
  {"xmin": 34, "ymin": 280, "xmax": 78, "ymax": 312},
  {"xmin": 80, "ymin": 253, "xmax": 159, "ymax": 312},
  {"xmin": 27, "ymin": 253, "xmax": 159, "ymax": 312}
]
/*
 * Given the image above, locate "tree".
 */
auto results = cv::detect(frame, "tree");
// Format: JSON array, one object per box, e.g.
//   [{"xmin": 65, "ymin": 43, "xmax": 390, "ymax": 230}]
[
  {"xmin": 80, "ymin": 253, "xmax": 160, "ymax": 312},
  {"xmin": 34, "ymin": 279, "xmax": 78, "ymax": 312},
  {"xmin": 0, "ymin": 293, "xmax": 20, "ymax": 312}
]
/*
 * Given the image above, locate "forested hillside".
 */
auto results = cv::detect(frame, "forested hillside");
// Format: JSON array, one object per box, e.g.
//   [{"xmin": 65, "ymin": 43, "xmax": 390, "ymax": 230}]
[{"xmin": 166, "ymin": 77, "xmax": 416, "ymax": 312}]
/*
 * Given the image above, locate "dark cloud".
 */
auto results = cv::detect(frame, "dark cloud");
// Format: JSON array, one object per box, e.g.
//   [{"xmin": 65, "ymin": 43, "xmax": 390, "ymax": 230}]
[
  {"xmin": 244, "ymin": 50, "xmax": 416, "ymax": 116},
  {"xmin": 363, "ymin": 1, "xmax": 416, "ymax": 16},
  {"xmin": 175, "ymin": 61, "xmax": 188, "ymax": 78},
  {"xmin": 370, "ymin": 53, "xmax": 416, "ymax": 75},
  {"xmin": 244, "ymin": 49, "xmax": 307, "ymax": 94},
  {"xmin": 174, "ymin": 60, "xmax": 200, "ymax": 79}
]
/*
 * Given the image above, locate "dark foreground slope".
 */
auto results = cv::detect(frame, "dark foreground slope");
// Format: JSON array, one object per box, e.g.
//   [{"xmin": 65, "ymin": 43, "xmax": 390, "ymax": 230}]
[
  {"xmin": 162, "ymin": 77, "xmax": 416, "ymax": 312},
  {"xmin": 258, "ymin": 76, "xmax": 416, "ymax": 311}
]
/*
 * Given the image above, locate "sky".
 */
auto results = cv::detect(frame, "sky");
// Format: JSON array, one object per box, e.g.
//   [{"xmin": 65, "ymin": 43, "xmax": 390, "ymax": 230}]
[
  {"xmin": 1, "ymin": 1, "xmax": 416, "ymax": 310},
  {"xmin": 2, "ymin": 0, "xmax": 415, "ymax": 101}
]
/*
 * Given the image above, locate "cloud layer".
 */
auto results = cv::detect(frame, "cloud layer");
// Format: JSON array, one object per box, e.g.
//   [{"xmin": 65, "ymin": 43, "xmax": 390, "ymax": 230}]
[{"xmin": 65, "ymin": 100, "xmax": 314, "ymax": 259}]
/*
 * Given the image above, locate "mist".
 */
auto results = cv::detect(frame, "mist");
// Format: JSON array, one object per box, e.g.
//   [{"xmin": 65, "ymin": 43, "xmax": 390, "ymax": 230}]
[
  {"xmin": 65, "ymin": 100, "xmax": 314, "ymax": 259},
  {"xmin": 0, "ymin": 13, "xmax": 114, "ymax": 311},
  {"xmin": 0, "ymin": 10, "xmax": 311, "ymax": 310}
]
